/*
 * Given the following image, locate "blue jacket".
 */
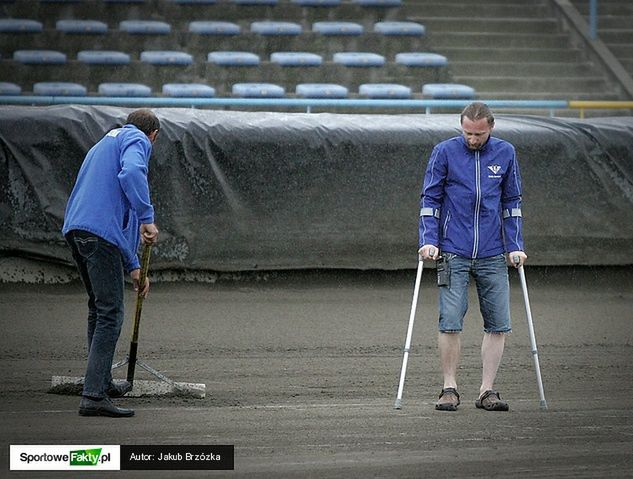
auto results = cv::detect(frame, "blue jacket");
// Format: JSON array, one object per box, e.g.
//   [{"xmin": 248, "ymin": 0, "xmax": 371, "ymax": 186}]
[
  {"xmin": 62, "ymin": 124, "xmax": 154, "ymax": 272},
  {"xmin": 419, "ymin": 135, "xmax": 524, "ymax": 258}
]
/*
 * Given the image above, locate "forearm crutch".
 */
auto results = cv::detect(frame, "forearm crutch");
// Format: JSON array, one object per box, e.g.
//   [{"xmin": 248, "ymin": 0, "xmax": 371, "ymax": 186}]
[
  {"xmin": 394, "ymin": 255, "xmax": 426, "ymax": 409},
  {"xmin": 514, "ymin": 256, "xmax": 548, "ymax": 410}
]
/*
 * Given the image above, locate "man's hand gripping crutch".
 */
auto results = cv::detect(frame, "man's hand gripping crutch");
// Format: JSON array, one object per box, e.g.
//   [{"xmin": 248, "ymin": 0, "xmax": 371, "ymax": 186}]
[{"xmin": 394, "ymin": 245, "xmax": 436, "ymax": 409}]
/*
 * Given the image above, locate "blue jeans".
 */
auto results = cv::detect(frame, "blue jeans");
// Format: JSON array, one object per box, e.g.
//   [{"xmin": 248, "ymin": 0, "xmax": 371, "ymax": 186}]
[
  {"xmin": 66, "ymin": 230, "xmax": 125, "ymax": 399},
  {"xmin": 438, "ymin": 253, "xmax": 512, "ymax": 334}
]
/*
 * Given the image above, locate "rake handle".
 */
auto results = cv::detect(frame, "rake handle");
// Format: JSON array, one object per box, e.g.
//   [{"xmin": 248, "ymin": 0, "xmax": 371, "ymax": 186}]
[{"xmin": 127, "ymin": 243, "xmax": 152, "ymax": 383}]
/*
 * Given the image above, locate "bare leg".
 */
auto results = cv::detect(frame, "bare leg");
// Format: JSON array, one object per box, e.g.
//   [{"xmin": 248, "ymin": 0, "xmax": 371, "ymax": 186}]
[
  {"xmin": 480, "ymin": 332, "xmax": 505, "ymax": 396},
  {"xmin": 438, "ymin": 332, "xmax": 460, "ymax": 389}
]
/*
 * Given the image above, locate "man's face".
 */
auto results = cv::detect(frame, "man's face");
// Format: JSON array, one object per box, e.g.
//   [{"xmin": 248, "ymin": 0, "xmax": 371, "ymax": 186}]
[{"xmin": 461, "ymin": 117, "xmax": 493, "ymax": 150}]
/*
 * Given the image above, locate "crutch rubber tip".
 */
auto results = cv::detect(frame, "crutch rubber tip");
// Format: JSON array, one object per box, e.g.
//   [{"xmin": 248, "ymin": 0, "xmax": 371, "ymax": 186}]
[
  {"xmin": 394, "ymin": 399, "xmax": 402, "ymax": 409},
  {"xmin": 540, "ymin": 400, "xmax": 548, "ymax": 410}
]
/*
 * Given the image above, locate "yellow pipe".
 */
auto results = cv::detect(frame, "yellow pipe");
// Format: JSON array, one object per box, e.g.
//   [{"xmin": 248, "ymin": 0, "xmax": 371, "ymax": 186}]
[{"xmin": 568, "ymin": 101, "xmax": 633, "ymax": 119}]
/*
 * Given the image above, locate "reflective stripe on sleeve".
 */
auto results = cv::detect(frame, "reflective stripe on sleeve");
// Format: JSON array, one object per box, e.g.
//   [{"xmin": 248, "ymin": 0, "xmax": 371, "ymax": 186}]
[
  {"xmin": 420, "ymin": 207, "xmax": 440, "ymax": 218},
  {"xmin": 503, "ymin": 208, "xmax": 522, "ymax": 218}
]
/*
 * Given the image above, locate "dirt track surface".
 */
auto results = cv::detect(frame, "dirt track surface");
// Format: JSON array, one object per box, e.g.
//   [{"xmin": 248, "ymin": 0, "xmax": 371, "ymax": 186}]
[{"xmin": 1, "ymin": 266, "xmax": 632, "ymax": 478}]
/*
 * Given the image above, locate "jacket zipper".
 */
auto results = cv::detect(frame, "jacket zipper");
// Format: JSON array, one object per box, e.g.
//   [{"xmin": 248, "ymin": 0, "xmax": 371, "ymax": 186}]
[{"xmin": 472, "ymin": 150, "xmax": 481, "ymax": 258}]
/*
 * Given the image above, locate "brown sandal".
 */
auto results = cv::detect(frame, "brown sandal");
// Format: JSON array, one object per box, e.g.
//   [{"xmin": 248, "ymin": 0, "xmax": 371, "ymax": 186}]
[
  {"xmin": 435, "ymin": 387, "xmax": 460, "ymax": 411},
  {"xmin": 476, "ymin": 390, "xmax": 509, "ymax": 411}
]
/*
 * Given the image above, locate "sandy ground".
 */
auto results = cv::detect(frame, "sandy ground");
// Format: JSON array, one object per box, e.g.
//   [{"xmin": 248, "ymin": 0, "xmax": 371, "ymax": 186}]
[{"xmin": 1, "ymin": 265, "xmax": 632, "ymax": 478}]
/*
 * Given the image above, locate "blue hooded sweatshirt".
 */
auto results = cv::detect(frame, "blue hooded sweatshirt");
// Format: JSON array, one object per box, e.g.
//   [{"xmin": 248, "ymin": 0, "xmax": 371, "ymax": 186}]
[
  {"xmin": 419, "ymin": 135, "xmax": 524, "ymax": 259},
  {"xmin": 62, "ymin": 124, "xmax": 154, "ymax": 272}
]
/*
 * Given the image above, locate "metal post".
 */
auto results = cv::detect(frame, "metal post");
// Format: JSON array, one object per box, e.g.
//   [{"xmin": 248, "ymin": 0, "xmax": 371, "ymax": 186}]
[{"xmin": 589, "ymin": 0, "xmax": 598, "ymax": 40}]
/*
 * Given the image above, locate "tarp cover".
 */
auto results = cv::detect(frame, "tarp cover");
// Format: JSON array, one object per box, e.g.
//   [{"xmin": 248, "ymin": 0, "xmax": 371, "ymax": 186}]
[{"xmin": 1, "ymin": 105, "xmax": 632, "ymax": 270}]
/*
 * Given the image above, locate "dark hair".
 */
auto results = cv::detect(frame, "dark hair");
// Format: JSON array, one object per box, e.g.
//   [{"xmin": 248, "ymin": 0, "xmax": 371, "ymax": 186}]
[
  {"xmin": 460, "ymin": 102, "xmax": 494, "ymax": 127},
  {"xmin": 126, "ymin": 109, "xmax": 160, "ymax": 135}
]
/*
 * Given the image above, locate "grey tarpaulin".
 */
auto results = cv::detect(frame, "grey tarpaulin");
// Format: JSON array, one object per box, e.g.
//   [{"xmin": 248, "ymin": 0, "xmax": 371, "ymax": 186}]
[{"xmin": 1, "ymin": 105, "xmax": 632, "ymax": 270}]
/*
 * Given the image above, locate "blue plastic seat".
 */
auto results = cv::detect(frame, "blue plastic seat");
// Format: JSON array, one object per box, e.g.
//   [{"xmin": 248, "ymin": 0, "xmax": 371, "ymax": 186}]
[
  {"xmin": 98, "ymin": 82, "xmax": 152, "ymax": 96},
  {"xmin": 140, "ymin": 51, "xmax": 193, "ymax": 65},
  {"xmin": 333, "ymin": 52, "xmax": 385, "ymax": 67},
  {"xmin": 13, "ymin": 50, "xmax": 66, "ymax": 64},
  {"xmin": 232, "ymin": 0, "xmax": 278, "ymax": 5},
  {"xmin": 119, "ymin": 20, "xmax": 171, "ymax": 35},
  {"xmin": 189, "ymin": 21, "xmax": 240, "ymax": 35},
  {"xmin": 373, "ymin": 21, "xmax": 425, "ymax": 36},
  {"xmin": 56, "ymin": 20, "xmax": 108, "ymax": 34},
  {"xmin": 352, "ymin": 0, "xmax": 401, "ymax": 6},
  {"xmin": 359, "ymin": 83, "xmax": 411, "ymax": 99},
  {"xmin": 77, "ymin": 50, "xmax": 131, "ymax": 64},
  {"xmin": 251, "ymin": 21, "xmax": 302, "ymax": 35},
  {"xmin": 271, "ymin": 52, "xmax": 322, "ymax": 66},
  {"xmin": 0, "ymin": 82, "xmax": 21, "ymax": 95},
  {"xmin": 163, "ymin": 83, "xmax": 216, "ymax": 97},
  {"xmin": 0, "ymin": 19, "xmax": 43, "ymax": 33},
  {"xmin": 313, "ymin": 21, "xmax": 363, "ymax": 35},
  {"xmin": 208, "ymin": 51, "xmax": 260, "ymax": 66},
  {"xmin": 395, "ymin": 52, "xmax": 448, "ymax": 67},
  {"xmin": 422, "ymin": 83, "xmax": 475, "ymax": 99},
  {"xmin": 232, "ymin": 83, "xmax": 285, "ymax": 98},
  {"xmin": 296, "ymin": 83, "xmax": 348, "ymax": 98},
  {"xmin": 33, "ymin": 82, "xmax": 87, "ymax": 96},
  {"xmin": 292, "ymin": 0, "xmax": 341, "ymax": 5}
]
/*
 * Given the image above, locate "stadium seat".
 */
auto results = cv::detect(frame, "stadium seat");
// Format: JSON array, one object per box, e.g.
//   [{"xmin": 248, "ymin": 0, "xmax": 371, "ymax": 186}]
[
  {"xmin": 189, "ymin": 21, "xmax": 240, "ymax": 35},
  {"xmin": 296, "ymin": 83, "xmax": 348, "ymax": 98},
  {"xmin": 395, "ymin": 52, "xmax": 448, "ymax": 67},
  {"xmin": 78, "ymin": 50, "xmax": 131, "ymax": 64},
  {"xmin": 352, "ymin": 0, "xmax": 401, "ymax": 6},
  {"xmin": 359, "ymin": 83, "xmax": 411, "ymax": 98},
  {"xmin": 373, "ymin": 21, "xmax": 425, "ymax": 36},
  {"xmin": 140, "ymin": 51, "xmax": 194, "ymax": 65},
  {"xmin": 208, "ymin": 51, "xmax": 260, "ymax": 66},
  {"xmin": 232, "ymin": 0, "xmax": 278, "ymax": 5},
  {"xmin": 33, "ymin": 82, "xmax": 87, "ymax": 96},
  {"xmin": 0, "ymin": 82, "xmax": 21, "ymax": 95},
  {"xmin": 271, "ymin": 52, "xmax": 322, "ymax": 66},
  {"xmin": 313, "ymin": 21, "xmax": 363, "ymax": 35},
  {"xmin": 251, "ymin": 21, "xmax": 302, "ymax": 36},
  {"xmin": 333, "ymin": 52, "xmax": 385, "ymax": 67},
  {"xmin": 292, "ymin": 0, "xmax": 341, "ymax": 5},
  {"xmin": 98, "ymin": 83, "xmax": 152, "ymax": 96},
  {"xmin": 119, "ymin": 20, "xmax": 171, "ymax": 35},
  {"xmin": 0, "ymin": 19, "xmax": 43, "ymax": 33},
  {"xmin": 422, "ymin": 83, "xmax": 475, "ymax": 99},
  {"xmin": 13, "ymin": 50, "xmax": 66, "ymax": 64},
  {"xmin": 162, "ymin": 83, "xmax": 216, "ymax": 97},
  {"xmin": 56, "ymin": 20, "xmax": 108, "ymax": 34},
  {"xmin": 232, "ymin": 83, "xmax": 285, "ymax": 98}
]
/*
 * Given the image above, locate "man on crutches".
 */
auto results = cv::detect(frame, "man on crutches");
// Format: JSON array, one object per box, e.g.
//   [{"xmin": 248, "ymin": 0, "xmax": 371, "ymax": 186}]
[{"xmin": 418, "ymin": 102, "xmax": 526, "ymax": 412}]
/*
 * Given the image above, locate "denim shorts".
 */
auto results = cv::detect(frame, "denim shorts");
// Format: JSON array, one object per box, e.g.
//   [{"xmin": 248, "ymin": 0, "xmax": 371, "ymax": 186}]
[{"xmin": 438, "ymin": 253, "xmax": 512, "ymax": 334}]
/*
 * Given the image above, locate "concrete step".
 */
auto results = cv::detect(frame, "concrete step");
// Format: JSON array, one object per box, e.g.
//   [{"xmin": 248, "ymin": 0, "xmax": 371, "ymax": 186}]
[
  {"xmin": 449, "ymin": 60, "xmax": 598, "ymax": 77},
  {"xmin": 428, "ymin": 32, "xmax": 572, "ymax": 49},
  {"xmin": 452, "ymin": 75, "xmax": 610, "ymax": 93},
  {"xmin": 572, "ymin": 1, "xmax": 633, "ymax": 16},
  {"xmin": 402, "ymin": 3, "xmax": 549, "ymax": 18},
  {"xmin": 607, "ymin": 43, "xmax": 633, "ymax": 59},
  {"xmin": 475, "ymin": 91, "xmax": 622, "ymax": 101},
  {"xmin": 593, "ymin": 16, "xmax": 633, "ymax": 30},
  {"xmin": 437, "ymin": 47, "xmax": 586, "ymax": 63},
  {"xmin": 412, "ymin": 17, "xmax": 560, "ymax": 34},
  {"xmin": 599, "ymin": 29, "xmax": 633, "ymax": 44}
]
